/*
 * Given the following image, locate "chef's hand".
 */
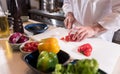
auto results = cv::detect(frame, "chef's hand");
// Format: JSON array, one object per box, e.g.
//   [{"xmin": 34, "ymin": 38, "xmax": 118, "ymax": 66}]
[
  {"xmin": 70, "ymin": 24, "xmax": 106, "ymax": 41},
  {"xmin": 64, "ymin": 12, "xmax": 75, "ymax": 29}
]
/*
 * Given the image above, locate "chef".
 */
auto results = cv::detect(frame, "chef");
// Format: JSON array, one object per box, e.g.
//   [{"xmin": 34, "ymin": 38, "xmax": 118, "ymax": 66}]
[{"xmin": 62, "ymin": 0, "xmax": 120, "ymax": 42}]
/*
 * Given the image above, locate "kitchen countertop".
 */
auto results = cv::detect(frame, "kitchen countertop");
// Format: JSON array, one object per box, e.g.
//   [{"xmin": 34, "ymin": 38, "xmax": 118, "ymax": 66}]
[
  {"xmin": 0, "ymin": 20, "xmax": 120, "ymax": 74},
  {"xmin": 0, "ymin": 20, "xmax": 40, "ymax": 74},
  {"xmin": 0, "ymin": 19, "xmax": 58, "ymax": 74}
]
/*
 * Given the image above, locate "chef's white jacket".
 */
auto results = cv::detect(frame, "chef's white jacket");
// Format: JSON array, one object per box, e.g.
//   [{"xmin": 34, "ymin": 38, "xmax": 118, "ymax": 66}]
[{"xmin": 63, "ymin": 0, "xmax": 120, "ymax": 42}]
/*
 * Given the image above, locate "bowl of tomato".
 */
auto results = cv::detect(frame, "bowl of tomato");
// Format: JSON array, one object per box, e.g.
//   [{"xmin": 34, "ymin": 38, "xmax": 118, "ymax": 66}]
[{"xmin": 20, "ymin": 41, "xmax": 39, "ymax": 54}]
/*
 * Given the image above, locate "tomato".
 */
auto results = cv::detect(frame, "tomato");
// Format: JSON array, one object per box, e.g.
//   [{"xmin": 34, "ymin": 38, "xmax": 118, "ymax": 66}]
[
  {"xmin": 34, "ymin": 42, "xmax": 39, "ymax": 47},
  {"xmin": 60, "ymin": 37, "xmax": 65, "ymax": 40},
  {"xmin": 69, "ymin": 34, "xmax": 75, "ymax": 41},
  {"xmin": 83, "ymin": 51, "xmax": 91, "ymax": 56},
  {"xmin": 25, "ymin": 43, "xmax": 31, "ymax": 47},
  {"xmin": 22, "ymin": 42, "xmax": 39, "ymax": 52},
  {"xmin": 77, "ymin": 43, "xmax": 92, "ymax": 57},
  {"xmin": 61, "ymin": 34, "xmax": 76, "ymax": 42},
  {"xmin": 65, "ymin": 35, "xmax": 70, "ymax": 42}
]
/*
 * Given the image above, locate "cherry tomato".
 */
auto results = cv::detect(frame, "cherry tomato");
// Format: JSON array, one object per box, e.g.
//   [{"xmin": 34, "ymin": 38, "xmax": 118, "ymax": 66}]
[
  {"xmin": 83, "ymin": 51, "xmax": 91, "ymax": 56},
  {"xmin": 61, "ymin": 34, "xmax": 76, "ymax": 42},
  {"xmin": 65, "ymin": 35, "xmax": 70, "ymax": 42},
  {"xmin": 69, "ymin": 34, "xmax": 76, "ymax": 41},
  {"xmin": 60, "ymin": 37, "xmax": 65, "ymax": 40},
  {"xmin": 22, "ymin": 42, "xmax": 39, "ymax": 52},
  {"xmin": 77, "ymin": 43, "xmax": 92, "ymax": 57}
]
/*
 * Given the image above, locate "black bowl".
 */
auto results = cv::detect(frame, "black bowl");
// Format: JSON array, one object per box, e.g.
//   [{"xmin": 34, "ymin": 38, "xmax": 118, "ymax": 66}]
[
  {"xmin": 23, "ymin": 50, "xmax": 70, "ymax": 74},
  {"xmin": 25, "ymin": 23, "xmax": 48, "ymax": 35}
]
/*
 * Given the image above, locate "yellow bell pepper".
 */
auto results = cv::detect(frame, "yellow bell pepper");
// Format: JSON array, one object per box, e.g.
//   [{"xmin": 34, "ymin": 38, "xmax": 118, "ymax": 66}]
[{"xmin": 38, "ymin": 37, "xmax": 60, "ymax": 54}]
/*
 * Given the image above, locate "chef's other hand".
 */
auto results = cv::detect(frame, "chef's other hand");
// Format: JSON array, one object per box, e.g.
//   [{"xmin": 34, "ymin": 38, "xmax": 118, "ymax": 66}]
[
  {"xmin": 71, "ymin": 24, "xmax": 106, "ymax": 41},
  {"xmin": 64, "ymin": 12, "xmax": 75, "ymax": 29}
]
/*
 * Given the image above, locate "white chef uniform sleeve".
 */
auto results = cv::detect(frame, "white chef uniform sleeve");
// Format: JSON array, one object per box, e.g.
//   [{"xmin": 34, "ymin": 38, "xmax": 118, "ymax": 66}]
[
  {"xmin": 98, "ymin": 1, "xmax": 120, "ymax": 32},
  {"xmin": 62, "ymin": 0, "xmax": 72, "ymax": 16}
]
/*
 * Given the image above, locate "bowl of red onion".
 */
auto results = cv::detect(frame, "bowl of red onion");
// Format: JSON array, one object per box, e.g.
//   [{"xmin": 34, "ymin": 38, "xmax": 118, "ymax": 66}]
[{"xmin": 8, "ymin": 32, "xmax": 29, "ymax": 50}]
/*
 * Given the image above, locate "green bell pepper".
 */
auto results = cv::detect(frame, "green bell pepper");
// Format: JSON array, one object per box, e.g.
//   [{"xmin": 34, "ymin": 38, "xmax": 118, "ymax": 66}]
[{"xmin": 37, "ymin": 51, "xmax": 58, "ymax": 72}]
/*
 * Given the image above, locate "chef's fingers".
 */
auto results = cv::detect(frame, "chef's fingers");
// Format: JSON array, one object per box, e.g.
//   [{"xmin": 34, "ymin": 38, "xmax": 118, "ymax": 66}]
[
  {"xmin": 68, "ymin": 29, "xmax": 72, "ymax": 35},
  {"xmin": 67, "ymin": 18, "xmax": 73, "ymax": 29},
  {"xmin": 64, "ymin": 18, "xmax": 68, "ymax": 28},
  {"xmin": 72, "ymin": 28, "xmax": 85, "ymax": 40},
  {"xmin": 64, "ymin": 17, "xmax": 72, "ymax": 29},
  {"xmin": 77, "ymin": 31, "xmax": 88, "ymax": 41}
]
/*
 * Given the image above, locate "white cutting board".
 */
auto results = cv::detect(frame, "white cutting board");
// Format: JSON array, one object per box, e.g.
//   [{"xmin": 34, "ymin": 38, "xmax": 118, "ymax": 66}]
[
  {"xmin": 31, "ymin": 27, "xmax": 120, "ymax": 74},
  {"xmin": 30, "ymin": 27, "xmax": 69, "ymax": 41}
]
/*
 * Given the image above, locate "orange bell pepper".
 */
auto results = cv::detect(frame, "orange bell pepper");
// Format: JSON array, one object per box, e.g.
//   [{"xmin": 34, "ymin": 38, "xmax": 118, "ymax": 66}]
[{"xmin": 38, "ymin": 37, "xmax": 60, "ymax": 54}]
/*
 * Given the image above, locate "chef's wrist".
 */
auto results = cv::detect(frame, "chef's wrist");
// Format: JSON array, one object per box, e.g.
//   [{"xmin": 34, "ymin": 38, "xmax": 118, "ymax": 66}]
[
  {"xmin": 66, "ymin": 12, "xmax": 74, "ymax": 17},
  {"xmin": 92, "ymin": 23, "xmax": 106, "ymax": 34}
]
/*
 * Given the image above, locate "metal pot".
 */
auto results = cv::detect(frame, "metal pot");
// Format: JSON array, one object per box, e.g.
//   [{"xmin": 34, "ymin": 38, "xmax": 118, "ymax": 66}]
[{"xmin": 39, "ymin": 0, "xmax": 60, "ymax": 12}]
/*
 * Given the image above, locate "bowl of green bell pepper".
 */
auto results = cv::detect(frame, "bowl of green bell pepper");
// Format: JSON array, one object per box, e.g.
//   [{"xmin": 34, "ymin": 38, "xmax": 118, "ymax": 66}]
[{"xmin": 23, "ymin": 50, "xmax": 70, "ymax": 74}]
